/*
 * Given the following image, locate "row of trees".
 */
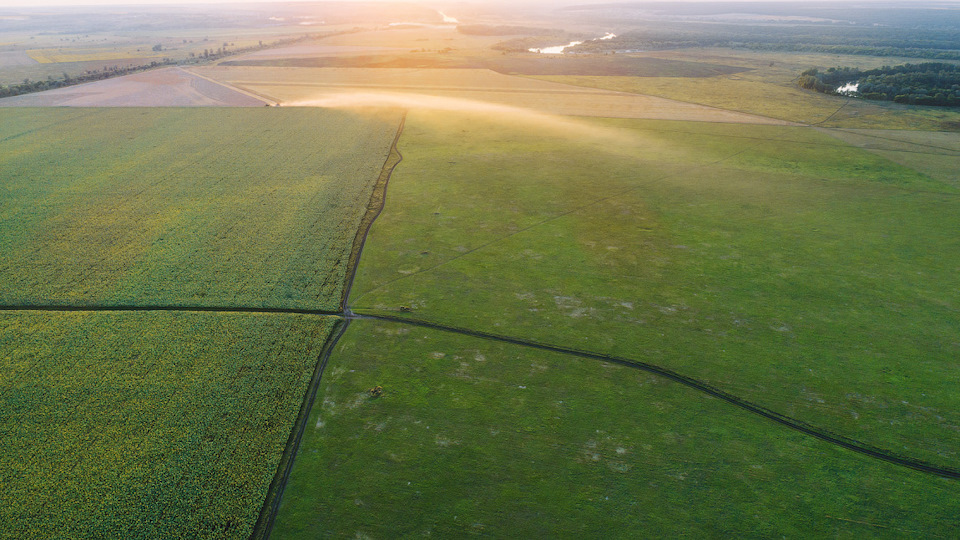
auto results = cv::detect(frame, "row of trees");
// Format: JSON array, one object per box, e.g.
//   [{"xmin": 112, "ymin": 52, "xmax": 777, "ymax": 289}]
[
  {"xmin": 798, "ymin": 63, "xmax": 960, "ymax": 107},
  {"xmin": 0, "ymin": 60, "xmax": 175, "ymax": 99},
  {"xmin": 0, "ymin": 35, "xmax": 312, "ymax": 99}
]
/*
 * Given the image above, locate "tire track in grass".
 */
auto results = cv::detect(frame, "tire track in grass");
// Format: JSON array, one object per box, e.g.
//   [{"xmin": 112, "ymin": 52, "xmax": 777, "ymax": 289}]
[
  {"xmin": 0, "ymin": 305, "xmax": 342, "ymax": 316},
  {"xmin": 341, "ymin": 112, "xmax": 407, "ymax": 312},
  {"xmin": 254, "ymin": 112, "xmax": 407, "ymax": 539},
  {"xmin": 352, "ymin": 312, "xmax": 960, "ymax": 481},
  {"xmin": 251, "ymin": 317, "xmax": 350, "ymax": 540}
]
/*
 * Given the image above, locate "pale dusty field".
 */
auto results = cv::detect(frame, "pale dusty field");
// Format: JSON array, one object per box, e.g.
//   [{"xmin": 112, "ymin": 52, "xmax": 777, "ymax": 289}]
[
  {"xmin": 0, "ymin": 50, "xmax": 37, "ymax": 67},
  {"xmin": 0, "ymin": 67, "xmax": 270, "ymax": 107},
  {"xmin": 227, "ymin": 44, "xmax": 408, "ymax": 62},
  {"xmin": 191, "ymin": 65, "xmax": 794, "ymax": 124}
]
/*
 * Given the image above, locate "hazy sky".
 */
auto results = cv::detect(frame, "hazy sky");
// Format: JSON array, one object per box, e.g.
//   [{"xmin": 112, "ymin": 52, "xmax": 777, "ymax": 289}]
[{"xmin": 0, "ymin": 0, "xmax": 933, "ymax": 7}]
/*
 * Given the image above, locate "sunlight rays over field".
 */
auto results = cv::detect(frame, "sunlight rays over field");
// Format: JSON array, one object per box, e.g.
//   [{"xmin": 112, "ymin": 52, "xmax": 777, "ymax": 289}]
[{"xmin": 190, "ymin": 66, "xmax": 793, "ymax": 125}]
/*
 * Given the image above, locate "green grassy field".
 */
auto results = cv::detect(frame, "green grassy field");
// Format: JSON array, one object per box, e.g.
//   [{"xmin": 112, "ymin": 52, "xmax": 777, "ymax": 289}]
[
  {"xmin": 347, "ymin": 111, "xmax": 960, "ymax": 470},
  {"xmin": 3, "ymin": 27, "xmax": 960, "ymax": 538},
  {"xmin": 273, "ymin": 318, "xmax": 958, "ymax": 537},
  {"xmin": 820, "ymin": 128, "xmax": 960, "ymax": 186},
  {"xmin": 223, "ymin": 53, "xmax": 749, "ymax": 78},
  {"xmin": 0, "ymin": 108, "xmax": 401, "ymax": 311},
  {"xmin": 0, "ymin": 311, "xmax": 339, "ymax": 538}
]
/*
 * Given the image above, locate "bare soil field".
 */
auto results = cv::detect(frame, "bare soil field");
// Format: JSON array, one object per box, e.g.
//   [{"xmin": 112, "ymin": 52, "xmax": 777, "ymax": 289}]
[
  {"xmin": 0, "ymin": 50, "xmax": 37, "ymax": 67},
  {"xmin": 191, "ymin": 65, "xmax": 792, "ymax": 124},
  {"xmin": 0, "ymin": 67, "xmax": 270, "ymax": 107}
]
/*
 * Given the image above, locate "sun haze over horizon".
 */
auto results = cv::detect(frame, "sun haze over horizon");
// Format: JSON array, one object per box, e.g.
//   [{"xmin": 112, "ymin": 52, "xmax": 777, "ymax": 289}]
[{"xmin": 0, "ymin": 0, "xmax": 942, "ymax": 7}]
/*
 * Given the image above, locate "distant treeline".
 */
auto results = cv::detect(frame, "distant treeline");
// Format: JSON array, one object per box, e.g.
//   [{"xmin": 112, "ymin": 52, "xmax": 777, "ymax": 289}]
[
  {"xmin": 798, "ymin": 63, "xmax": 960, "ymax": 107},
  {"xmin": 565, "ymin": 23, "xmax": 960, "ymax": 60},
  {"xmin": 0, "ymin": 60, "xmax": 176, "ymax": 99},
  {"xmin": 0, "ymin": 33, "xmax": 332, "ymax": 99}
]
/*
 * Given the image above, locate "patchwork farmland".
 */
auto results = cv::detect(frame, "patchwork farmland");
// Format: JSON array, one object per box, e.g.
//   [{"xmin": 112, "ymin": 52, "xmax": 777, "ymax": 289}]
[
  {"xmin": 0, "ymin": 3, "xmax": 959, "ymax": 538},
  {"xmin": 0, "ymin": 106, "xmax": 404, "ymax": 536}
]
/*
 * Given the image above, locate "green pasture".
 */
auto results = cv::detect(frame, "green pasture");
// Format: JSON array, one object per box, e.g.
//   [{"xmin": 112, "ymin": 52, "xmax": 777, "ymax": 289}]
[
  {"xmin": 274, "ymin": 319, "xmax": 958, "ymax": 537},
  {"xmin": 0, "ymin": 311, "xmax": 339, "ymax": 538},
  {"xmin": 0, "ymin": 107, "xmax": 400, "ymax": 311},
  {"xmin": 530, "ymin": 49, "xmax": 960, "ymax": 130},
  {"xmin": 819, "ymin": 128, "xmax": 960, "ymax": 186},
  {"xmin": 349, "ymin": 111, "xmax": 960, "ymax": 469}
]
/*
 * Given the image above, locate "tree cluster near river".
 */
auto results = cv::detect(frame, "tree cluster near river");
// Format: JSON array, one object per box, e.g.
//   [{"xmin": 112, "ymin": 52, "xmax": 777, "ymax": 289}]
[{"xmin": 798, "ymin": 63, "xmax": 960, "ymax": 107}]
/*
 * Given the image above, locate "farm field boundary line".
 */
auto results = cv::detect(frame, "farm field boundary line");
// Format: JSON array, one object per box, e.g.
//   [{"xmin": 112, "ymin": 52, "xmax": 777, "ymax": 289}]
[
  {"xmin": 252, "ymin": 318, "xmax": 350, "ymax": 540},
  {"xmin": 233, "ymin": 81, "xmax": 617, "ymax": 96},
  {"xmin": 821, "ymin": 128, "xmax": 960, "ymax": 155},
  {"xmin": 814, "ymin": 100, "xmax": 851, "ymax": 127},
  {"xmin": 630, "ymin": 125, "xmax": 960, "ymax": 156},
  {"xmin": 353, "ymin": 312, "xmax": 960, "ymax": 481},
  {"xmin": 0, "ymin": 305, "xmax": 343, "ymax": 316},
  {"xmin": 342, "ymin": 112, "xmax": 406, "ymax": 311},
  {"xmin": 180, "ymin": 67, "xmax": 278, "ymax": 106},
  {"xmin": 521, "ymin": 76, "xmax": 802, "ymax": 126},
  {"xmin": 255, "ymin": 112, "xmax": 406, "ymax": 539}
]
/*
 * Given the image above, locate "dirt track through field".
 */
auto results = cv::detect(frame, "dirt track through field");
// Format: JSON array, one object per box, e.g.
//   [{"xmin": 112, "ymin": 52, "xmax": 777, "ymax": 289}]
[
  {"xmin": 350, "ymin": 312, "xmax": 960, "ymax": 480},
  {"xmin": 251, "ymin": 318, "xmax": 350, "ymax": 540},
  {"xmin": 0, "ymin": 305, "xmax": 341, "ymax": 316},
  {"xmin": 342, "ymin": 113, "xmax": 406, "ymax": 311},
  {"xmin": 254, "ymin": 113, "xmax": 406, "ymax": 539}
]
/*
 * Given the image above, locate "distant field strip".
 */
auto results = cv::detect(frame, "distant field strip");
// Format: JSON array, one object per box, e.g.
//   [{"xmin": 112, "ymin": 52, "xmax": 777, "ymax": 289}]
[
  {"xmin": 0, "ymin": 107, "xmax": 402, "ymax": 310},
  {"xmin": 355, "ymin": 312, "xmax": 960, "ymax": 479},
  {"xmin": 26, "ymin": 47, "xmax": 165, "ymax": 64},
  {"xmin": 189, "ymin": 66, "xmax": 792, "ymax": 124}
]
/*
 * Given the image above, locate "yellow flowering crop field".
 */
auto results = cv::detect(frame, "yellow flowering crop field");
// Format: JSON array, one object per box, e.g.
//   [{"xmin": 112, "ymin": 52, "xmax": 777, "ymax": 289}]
[
  {"xmin": 0, "ymin": 311, "xmax": 339, "ymax": 538},
  {"xmin": 0, "ymin": 107, "xmax": 402, "ymax": 536},
  {"xmin": 0, "ymin": 107, "xmax": 402, "ymax": 311}
]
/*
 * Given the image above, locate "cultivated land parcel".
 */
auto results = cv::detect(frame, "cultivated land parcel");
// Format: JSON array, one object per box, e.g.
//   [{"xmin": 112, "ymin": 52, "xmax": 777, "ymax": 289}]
[
  {"xmin": 0, "ymin": 107, "xmax": 401, "ymax": 310},
  {"xmin": 1, "ymin": 2, "xmax": 959, "ymax": 537},
  {"xmin": 0, "ymin": 107, "xmax": 401, "ymax": 536},
  {"xmin": 275, "ymin": 110, "xmax": 960, "ymax": 537}
]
